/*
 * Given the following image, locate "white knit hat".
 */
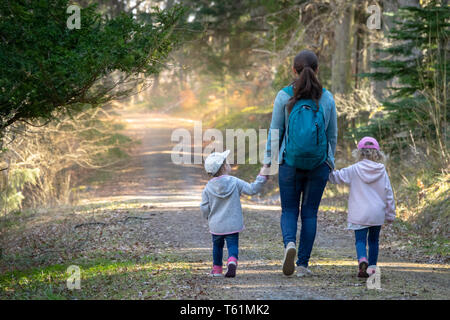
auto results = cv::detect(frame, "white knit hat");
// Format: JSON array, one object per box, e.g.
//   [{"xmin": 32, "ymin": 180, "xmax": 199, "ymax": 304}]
[{"xmin": 204, "ymin": 150, "xmax": 230, "ymax": 175}]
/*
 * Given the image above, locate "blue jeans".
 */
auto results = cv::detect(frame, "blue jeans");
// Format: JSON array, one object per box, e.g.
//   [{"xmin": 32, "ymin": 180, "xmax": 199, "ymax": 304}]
[
  {"xmin": 354, "ymin": 226, "xmax": 381, "ymax": 266},
  {"xmin": 212, "ymin": 233, "xmax": 239, "ymax": 266},
  {"xmin": 279, "ymin": 161, "xmax": 330, "ymax": 267}
]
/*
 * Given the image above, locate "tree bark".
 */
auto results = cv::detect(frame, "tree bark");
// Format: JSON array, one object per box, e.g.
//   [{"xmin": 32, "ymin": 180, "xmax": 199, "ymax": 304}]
[{"xmin": 332, "ymin": 2, "xmax": 354, "ymax": 95}]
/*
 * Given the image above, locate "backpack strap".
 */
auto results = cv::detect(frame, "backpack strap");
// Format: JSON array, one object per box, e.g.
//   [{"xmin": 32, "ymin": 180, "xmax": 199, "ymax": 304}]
[{"xmin": 279, "ymin": 86, "xmax": 293, "ymax": 159}]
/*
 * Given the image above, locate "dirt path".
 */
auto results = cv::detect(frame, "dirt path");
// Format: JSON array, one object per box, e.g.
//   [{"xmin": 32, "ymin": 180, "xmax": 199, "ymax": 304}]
[
  {"xmin": 81, "ymin": 110, "xmax": 449, "ymax": 300},
  {"xmin": 2, "ymin": 110, "xmax": 448, "ymax": 300}
]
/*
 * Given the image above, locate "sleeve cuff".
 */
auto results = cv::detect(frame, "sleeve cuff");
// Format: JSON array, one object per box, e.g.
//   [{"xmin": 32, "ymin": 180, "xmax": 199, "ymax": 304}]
[{"xmin": 257, "ymin": 174, "xmax": 268, "ymax": 181}]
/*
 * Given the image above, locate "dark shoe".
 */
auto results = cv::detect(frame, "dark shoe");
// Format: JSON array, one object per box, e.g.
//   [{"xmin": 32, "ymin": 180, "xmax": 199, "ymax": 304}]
[
  {"xmin": 225, "ymin": 257, "xmax": 237, "ymax": 278},
  {"xmin": 357, "ymin": 258, "xmax": 369, "ymax": 278}
]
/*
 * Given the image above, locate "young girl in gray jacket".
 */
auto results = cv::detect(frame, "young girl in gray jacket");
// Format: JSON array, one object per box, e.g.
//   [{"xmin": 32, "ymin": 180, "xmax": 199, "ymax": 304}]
[{"xmin": 200, "ymin": 150, "xmax": 267, "ymax": 278}]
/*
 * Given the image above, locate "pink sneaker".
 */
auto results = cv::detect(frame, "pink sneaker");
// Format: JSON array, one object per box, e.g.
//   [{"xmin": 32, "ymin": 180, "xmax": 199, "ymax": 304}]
[
  {"xmin": 210, "ymin": 265, "xmax": 223, "ymax": 277},
  {"xmin": 358, "ymin": 257, "xmax": 369, "ymax": 278},
  {"xmin": 225, "ymin": 257, "xmax": 238, "ymax": 278}
]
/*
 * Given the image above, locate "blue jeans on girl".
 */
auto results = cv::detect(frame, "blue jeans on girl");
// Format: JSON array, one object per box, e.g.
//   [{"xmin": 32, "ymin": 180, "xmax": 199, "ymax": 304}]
[
  {"xmin": 278, "ymin": 161, "xmax": 330, "ymax": 268},
  {"xmin": 354, "ymin": 226, "xmax": 381, "ymax": 265},
  {"xmin": 212, "ymin": 232, "xmax": 239, "ymax": 266}
]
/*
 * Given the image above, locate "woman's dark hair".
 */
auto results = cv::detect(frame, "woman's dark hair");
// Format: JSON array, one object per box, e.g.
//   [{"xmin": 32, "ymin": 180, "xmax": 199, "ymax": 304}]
[{"xmin": 286, "ymin": 50, "xmax": 323, "ymax": 115}]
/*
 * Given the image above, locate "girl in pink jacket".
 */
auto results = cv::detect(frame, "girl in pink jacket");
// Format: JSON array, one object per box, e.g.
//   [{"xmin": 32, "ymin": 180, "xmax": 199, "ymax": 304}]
[{"xmin": 329, "ymin": 137, "xmax": 396, "ymax": 278}]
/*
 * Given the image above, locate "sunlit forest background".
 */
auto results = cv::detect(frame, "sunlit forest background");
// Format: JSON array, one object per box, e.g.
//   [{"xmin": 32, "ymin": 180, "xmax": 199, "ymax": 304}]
[{"xmin": 0, "ymin": 0, "xmax": 448, "ymax": 299}]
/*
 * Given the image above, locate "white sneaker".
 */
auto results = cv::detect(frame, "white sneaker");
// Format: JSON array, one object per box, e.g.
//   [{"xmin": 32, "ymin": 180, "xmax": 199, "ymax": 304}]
[
  {"xmin": 282, "ymin": 242, "xmax": 296, "ymax": 276},
  {"xmin": 296, "ymin": 265, "xmax": 313, "ymax": 277}
]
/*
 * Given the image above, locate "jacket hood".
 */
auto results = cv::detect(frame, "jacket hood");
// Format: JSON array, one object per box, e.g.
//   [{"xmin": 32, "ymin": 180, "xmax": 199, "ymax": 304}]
[
  {"xmin": 355, "ymin": 159, "xmax": 386, "ymax": 183},
  {"xmin": 206, "ymin": 175, "xmax": 236, "ymax": 198}
]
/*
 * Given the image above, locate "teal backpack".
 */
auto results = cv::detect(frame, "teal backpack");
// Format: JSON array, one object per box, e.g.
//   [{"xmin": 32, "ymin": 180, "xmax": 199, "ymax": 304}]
[{"xmin": 282, "ymin": 85, "xmax": 328, "ymax": 170}]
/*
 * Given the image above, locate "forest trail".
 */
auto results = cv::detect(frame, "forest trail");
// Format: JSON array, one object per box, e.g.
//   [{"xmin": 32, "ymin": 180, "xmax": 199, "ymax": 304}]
[
  {"xmin": 2, "ymin": 109, "xmax": 448, "ymax": 300},
  {"xmin": 88, "ymin": 111, "xmax": 207, "ymax": 207},
  {"xmin": 83, "ymin": 110, "xmax": 449, "ymax": 300}
]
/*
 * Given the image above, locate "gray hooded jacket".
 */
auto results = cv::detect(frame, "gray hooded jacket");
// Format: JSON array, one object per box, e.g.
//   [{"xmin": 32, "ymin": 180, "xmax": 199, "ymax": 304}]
[{"xmin": 200, "ymin": 175, "xmax": 267, "ymax": 235}]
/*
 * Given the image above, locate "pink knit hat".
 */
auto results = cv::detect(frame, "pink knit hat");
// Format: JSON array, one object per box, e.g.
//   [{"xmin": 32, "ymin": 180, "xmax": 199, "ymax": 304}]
[{"xmin": 357, "ymin": 137, "xmax": 380, "ymax": 150}]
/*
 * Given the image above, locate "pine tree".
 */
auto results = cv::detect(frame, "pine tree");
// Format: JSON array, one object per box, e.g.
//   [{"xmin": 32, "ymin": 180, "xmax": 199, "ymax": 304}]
[
  {"xmin": 361, "ymin": 0, "xmax": 449, "ymax": 161},
  {"xmin": 0, "ymin": 0, "xmax": 185, "ymax": 135}
]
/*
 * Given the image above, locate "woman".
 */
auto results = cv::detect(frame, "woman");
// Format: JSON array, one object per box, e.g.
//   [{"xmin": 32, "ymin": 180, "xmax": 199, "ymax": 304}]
[{"xmin": 261, "ymin": 50, "xmax": 337, "ymax": 277}]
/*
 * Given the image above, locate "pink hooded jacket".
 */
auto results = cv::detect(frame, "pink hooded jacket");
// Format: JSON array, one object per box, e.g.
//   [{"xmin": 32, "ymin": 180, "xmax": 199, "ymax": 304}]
[{"xmin": 329, "ymin": 159, "xmax": 396, "ymax": 226}]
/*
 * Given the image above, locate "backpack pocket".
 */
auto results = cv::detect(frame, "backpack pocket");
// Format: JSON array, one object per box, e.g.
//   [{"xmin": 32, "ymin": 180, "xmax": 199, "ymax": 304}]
[{"xmin": 284, "ymin": 101, "xmax": 328, "ymax": 170}]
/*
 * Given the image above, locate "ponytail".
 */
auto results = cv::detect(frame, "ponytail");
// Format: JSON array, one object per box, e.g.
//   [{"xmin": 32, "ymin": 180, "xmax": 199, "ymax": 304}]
[{"xmin": 286, "ymin": 51, "xmax": 323, "ymax": 115}]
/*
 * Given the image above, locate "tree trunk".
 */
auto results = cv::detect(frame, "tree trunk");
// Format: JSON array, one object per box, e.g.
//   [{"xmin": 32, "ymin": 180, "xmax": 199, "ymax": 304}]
[
  {"xmin": 332, "ymin": 2, "xmax": 354, "ymax": 95},
  {"xmin": 332, "ymin": 2, "xmax": 355, "ymax": 146}
]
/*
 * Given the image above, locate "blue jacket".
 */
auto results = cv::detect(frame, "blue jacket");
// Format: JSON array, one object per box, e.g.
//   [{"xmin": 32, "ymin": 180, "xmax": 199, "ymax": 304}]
[{"xmin": 263, "ymin": 87, "xmax": 338, "ymax": 169}]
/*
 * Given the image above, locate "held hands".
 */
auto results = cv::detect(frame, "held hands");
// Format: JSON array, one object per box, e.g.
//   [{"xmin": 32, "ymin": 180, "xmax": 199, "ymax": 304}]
[{"xmin": 259, "ymin": 164, "xmax": 271, "ymax": 180}]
